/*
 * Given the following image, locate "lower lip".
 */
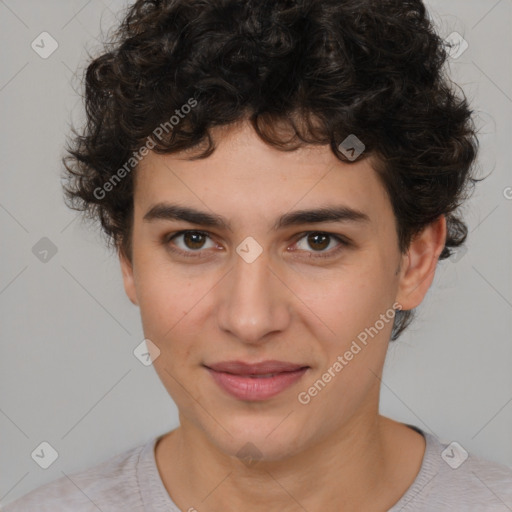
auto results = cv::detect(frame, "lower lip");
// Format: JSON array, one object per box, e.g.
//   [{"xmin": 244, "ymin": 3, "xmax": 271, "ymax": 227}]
[{"xmin": 207, "ymin": 367, "xmax": 308, "ymax": 401}]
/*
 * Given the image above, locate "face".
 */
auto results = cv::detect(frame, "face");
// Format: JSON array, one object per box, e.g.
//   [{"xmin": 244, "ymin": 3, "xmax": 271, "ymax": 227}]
[{"xmin": 120, "ymin": 120, "xmax": 442, "ymax": 461}]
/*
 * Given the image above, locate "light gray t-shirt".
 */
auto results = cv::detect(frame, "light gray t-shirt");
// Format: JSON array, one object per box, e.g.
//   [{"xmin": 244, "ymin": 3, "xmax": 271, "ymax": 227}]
[{"xmin": 3, "ymin": 426, "xmax": 512, "ymax": 511}]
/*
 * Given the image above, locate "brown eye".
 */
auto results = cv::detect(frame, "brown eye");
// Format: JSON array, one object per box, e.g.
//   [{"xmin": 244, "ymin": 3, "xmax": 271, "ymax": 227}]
[
  {"xmin": 182, "ymin": 232, "xmax": 207, "ymax": 250},
  {"xmin": 306, "ymin": 233, "xmax": 330, "ymax": 251},
  {"xmin": 293, "ymin": 231, "xmax": 348, "ymax": 259},
  {"xmin": 166, "ymin": 230, "xmax": 217, "ymax": 256}
]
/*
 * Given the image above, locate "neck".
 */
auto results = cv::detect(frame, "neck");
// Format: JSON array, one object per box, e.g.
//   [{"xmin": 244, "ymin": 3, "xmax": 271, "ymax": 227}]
[{"xmin": 155, "ymin": 412, "xmax": 424, "ymax": 511}]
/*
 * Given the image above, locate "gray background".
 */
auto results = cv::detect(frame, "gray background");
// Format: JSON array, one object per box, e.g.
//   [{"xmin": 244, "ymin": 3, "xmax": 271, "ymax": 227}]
[{"xmin": 1, "ymin": 0, "xmax": 511, "ymax": 506}]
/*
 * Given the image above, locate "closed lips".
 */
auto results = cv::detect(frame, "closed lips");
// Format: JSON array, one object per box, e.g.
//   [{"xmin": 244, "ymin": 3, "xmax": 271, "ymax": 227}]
[
  {"xmin": 204, "ymin": 360, "xmax": 309, "ymax": 375},
  {"xmin": 205, "ymin": 361, "xmax": 310, "ymax": 401}
]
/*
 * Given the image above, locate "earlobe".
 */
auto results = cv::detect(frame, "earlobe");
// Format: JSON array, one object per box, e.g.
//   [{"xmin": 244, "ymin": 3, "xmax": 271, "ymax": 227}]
[
  {"xmin": 119, "ymin": 250, "xmax": 139, "ymax": 306},
  {"xmin": 395, "ymin": 215, "xmax": 447, "ymax": 311}
]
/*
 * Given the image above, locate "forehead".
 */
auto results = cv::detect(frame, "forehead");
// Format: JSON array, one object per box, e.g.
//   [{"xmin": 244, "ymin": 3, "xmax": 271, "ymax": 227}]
[{"xmin": 133, "ymin": 122, "xmax": 392, "ymax": 227}]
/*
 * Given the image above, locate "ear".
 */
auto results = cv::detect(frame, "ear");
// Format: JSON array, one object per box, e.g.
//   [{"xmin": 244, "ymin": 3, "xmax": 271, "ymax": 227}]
[
  {"xmin": 395, "ymin": 215, "xmax": 447, "ymax": 310},
  {"xmin": 119, "ymin": 249, "xmax": 139, "ymax": 306}
]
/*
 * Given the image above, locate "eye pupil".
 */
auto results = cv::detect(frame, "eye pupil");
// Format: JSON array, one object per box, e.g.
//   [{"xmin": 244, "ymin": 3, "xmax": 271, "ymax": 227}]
[
  {"xmin": 184, "ymin": 232, "xmax": 205, "ymax": 249},
  {"xmin": 308, "ymin": 233, "xmax": 329, "ymax": 251}
]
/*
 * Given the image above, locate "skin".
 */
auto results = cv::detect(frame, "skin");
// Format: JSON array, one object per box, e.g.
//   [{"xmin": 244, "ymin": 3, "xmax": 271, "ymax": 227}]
[{"xmin": 119, "ymin": 120, "xmax": 446, "ymax": 511}]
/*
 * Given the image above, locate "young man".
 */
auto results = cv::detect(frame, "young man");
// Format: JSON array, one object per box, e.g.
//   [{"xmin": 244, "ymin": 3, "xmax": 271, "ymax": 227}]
[{"xmin": 5, "ymin": 0, "xmax": 512, "ymax": 510}]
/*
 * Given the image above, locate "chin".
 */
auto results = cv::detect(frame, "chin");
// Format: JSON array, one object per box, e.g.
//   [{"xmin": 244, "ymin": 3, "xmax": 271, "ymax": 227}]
[{"xmin": 201, "ymin": 412, "xmax": 310, "ymax": 463}]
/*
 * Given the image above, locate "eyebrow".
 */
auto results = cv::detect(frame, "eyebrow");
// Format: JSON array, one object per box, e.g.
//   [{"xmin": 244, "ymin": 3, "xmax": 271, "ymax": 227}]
[{"xmin": 143, "ymin": 203, "xmax": 370, "ymax": 231}]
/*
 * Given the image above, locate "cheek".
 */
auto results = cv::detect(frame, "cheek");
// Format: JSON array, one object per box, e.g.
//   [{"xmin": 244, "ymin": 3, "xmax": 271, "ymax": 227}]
[
  {"xmin": 134, "ymin": 265, "xmax": 190, "ymax": 341},
  {"xmin": 137, "ymin": 273, "xmax": 198, "ymax": 397},
  {"xmin": 293, "ymin": 262, "xmax": 395, "ymax": 346},
  {"xmin": 134, "ymin": 260, "xmax": 216, "ymax": 368}
]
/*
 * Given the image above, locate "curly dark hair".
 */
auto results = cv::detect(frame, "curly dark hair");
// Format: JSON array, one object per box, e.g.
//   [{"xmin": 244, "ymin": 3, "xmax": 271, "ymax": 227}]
[{"xmin": 62, "ymin": 0, "xmax": 479, "ymax": 341}]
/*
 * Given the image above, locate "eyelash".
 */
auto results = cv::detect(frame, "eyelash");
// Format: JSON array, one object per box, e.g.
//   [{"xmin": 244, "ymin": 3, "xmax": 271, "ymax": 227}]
[{"xmin": 163, "ymin": 230, "xmax": 350, "ymax": 260}]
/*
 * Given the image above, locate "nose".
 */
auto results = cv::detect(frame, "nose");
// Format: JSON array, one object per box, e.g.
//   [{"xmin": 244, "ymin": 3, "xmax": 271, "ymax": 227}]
[{"xmin": 216, "ymin": 247, "xmax": 291, "ymax": 345}]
